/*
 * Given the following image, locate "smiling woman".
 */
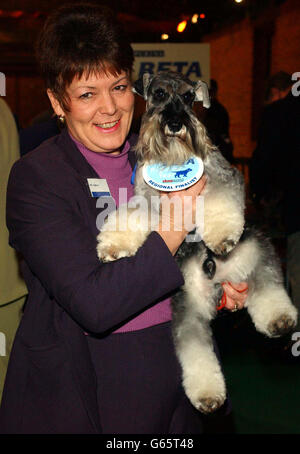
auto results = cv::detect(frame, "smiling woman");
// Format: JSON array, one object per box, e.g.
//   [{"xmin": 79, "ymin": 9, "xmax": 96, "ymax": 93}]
[
  {"xmin": 47, "ymin": 71, "xmax": 135, "ymax": 154},
  {"xmin": 0, "ymin": 2, "xmax": 207, "ymax": 434},
  {"xmin": 0, "ymin": 2, "xmax": 247, "ymax": 435}
]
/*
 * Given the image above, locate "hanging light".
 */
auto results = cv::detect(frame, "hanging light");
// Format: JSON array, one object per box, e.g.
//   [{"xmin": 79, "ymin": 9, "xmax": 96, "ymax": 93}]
[
  {"xmin": 191, "ymin": 14, "xmax": 198, "ymax": 24},
  {"xmin": 235, "ymin": 0, "xmax": 243, "ymax": 3},
  {"xmin": 177, "ymin": 20, "xmax": 187, "ymax": 33},
  {"xmin": 161, "ymin": 33, "xmax": 169, "ymax": 40},
  {"xmin": 199, "ymin": 13, "xmax": 206, "ymax": 19}
]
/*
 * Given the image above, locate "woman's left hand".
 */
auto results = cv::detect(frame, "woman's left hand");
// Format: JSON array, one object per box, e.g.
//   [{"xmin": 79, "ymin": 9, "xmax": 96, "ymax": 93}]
[{"xmin": 221, "ymin": 281, "xmax": 248, "ymax": 312}]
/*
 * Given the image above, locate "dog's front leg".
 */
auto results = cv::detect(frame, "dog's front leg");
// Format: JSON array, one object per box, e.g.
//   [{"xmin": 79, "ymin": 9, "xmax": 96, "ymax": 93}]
[
  {"xmin": 201, "ymin": 151, "xmax": 245, "ymax": 255},
  {"xmin": 96, "ymin": 198, "xmax": 151, "ymax": 262}
]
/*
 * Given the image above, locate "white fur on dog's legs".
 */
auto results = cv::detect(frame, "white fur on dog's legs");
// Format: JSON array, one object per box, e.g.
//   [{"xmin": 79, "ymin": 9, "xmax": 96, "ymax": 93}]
[
  {"xmin": 96, "ymin": 203, "xmax": 151, "ymax": 262},
  {"xmin": 247, "ymin": 286, "xmax": 298, "ymax": 337},
  {"xmin": 201, "ymin": 189, "xmax": 245, "ymax": 255},
  {"xmin": 174, "ymin": 316, "xmax": 226, "ymax": 414}
]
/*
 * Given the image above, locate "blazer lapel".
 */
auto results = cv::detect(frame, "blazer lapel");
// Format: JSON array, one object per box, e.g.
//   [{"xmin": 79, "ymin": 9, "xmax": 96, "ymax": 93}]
[{"xmin": 55, "ymin": 128, "xmax": 137, "ymax": 433}]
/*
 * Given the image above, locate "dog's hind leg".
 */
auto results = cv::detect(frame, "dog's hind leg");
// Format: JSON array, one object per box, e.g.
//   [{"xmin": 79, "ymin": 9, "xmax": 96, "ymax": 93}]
[
  {"xmin": 172, "ymin": 295, "xmax": 226, "ymax": 414},
  {"xmin": 172, "ymin": 251, "xmax": 226, "ymax": 414}
]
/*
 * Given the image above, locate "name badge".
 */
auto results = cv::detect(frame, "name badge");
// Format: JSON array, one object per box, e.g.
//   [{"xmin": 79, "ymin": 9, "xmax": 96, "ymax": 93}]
[{"xmin": 87, "ymin": 178, "xmax": 111, "ymax": 198}]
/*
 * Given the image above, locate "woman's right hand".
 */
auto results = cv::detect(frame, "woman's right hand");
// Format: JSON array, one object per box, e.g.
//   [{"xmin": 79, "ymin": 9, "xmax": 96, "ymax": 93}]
[{"xmin": 155, "ymin": 175, "xmax": 207, "ymax": 255}]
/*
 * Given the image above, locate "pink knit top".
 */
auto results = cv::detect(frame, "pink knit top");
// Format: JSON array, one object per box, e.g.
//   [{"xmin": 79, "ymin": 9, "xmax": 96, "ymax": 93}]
[{"xmin": 71, "ymin": 134, "xmax": 172, "ymax": 333}]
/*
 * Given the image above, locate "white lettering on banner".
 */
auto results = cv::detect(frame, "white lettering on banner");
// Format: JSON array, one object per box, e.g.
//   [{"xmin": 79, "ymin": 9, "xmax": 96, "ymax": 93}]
[{"xmin": 0, "ymin": 332, "xmax": 6, "ymax": 356}]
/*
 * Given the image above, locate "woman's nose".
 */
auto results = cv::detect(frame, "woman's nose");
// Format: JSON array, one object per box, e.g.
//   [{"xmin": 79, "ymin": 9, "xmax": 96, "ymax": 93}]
[{"xmin": 98, "ymin": 93, "xmax": 117, "ymax": 115}]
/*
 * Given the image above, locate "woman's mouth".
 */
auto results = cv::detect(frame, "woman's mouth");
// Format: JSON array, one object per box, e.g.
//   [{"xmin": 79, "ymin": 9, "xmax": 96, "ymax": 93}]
[{"xmin": 94, "ymin": 119, "xmax": 120, "ymax": 132}]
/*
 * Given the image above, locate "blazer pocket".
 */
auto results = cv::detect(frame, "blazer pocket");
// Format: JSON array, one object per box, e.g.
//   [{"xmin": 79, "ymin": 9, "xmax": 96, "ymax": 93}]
[{"xmin": 23, "ymin": 341, "xmax": 67, "ymax": 369}]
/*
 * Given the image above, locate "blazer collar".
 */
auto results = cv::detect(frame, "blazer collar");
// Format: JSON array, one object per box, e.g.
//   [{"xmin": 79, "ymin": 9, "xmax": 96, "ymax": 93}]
[{"xmin": 56, "ymin": 127, "xmax": 137, "ymax": 178}]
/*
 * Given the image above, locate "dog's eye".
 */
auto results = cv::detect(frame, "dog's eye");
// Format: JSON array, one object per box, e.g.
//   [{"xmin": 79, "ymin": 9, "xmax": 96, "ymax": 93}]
[
  {"xmin": 181, "ymin": 91, "xmax": 195, "ymax": 105},
  {"xmin": 153, "ymin": 88, "xmax": 168, "ymax": 102}
]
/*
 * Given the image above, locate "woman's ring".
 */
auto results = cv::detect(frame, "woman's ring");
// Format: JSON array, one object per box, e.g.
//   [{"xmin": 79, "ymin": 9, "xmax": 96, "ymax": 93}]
[{"xmin": 231, "ymin": 303, "xmax": 239, "ymax": 312}]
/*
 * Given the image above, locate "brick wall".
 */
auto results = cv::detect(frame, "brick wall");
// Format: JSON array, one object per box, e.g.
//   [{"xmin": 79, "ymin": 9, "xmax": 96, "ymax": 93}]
[
  {"xmin": 2, "ymin": 0, "xmax": 300, "ymax": 147},
  {"xmin": 5, "ymin": 74, "xmax": 50, "ymax": 128},
  {"xmin": 204, "ymin": 0, "xmax": 300, "ymax": 159},
  {"xmin": 271, "ymin": 0, "xmax": 300, "ymax": 75},
  {"xmin": 206, "ymin": 19, "xmax": 254, "ymax": 159}
]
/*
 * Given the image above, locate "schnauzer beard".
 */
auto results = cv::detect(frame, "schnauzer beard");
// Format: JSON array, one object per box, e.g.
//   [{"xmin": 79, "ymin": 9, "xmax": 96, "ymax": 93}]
[{"xmin": 134, "ymin": 111, "xmax": 216, "ymax": 166}]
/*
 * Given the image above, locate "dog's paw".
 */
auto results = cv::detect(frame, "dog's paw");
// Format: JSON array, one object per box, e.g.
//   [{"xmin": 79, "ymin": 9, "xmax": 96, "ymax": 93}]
[
  {"xmin": 267, "ymin": 314, "xmax": 296, "ymax": 337},
  {"xmin": 202, "ymin": 193, "xmax": 244, "ymax": 256},
  {"xmin": 202, "ymin": 219, "xmax": 244, "ymax": 256},
  {"xmin": 97, "ymin": 228, "xmax": 150, "ymax": 262},
  {"xmin": 197, "ymin": 396, "xmax": 225, "ymax": 414},
  {"xmin": 247, "ymin": 287, "xmax": 298, "ymax": 338},
  {"xmin": 209, "ymin": 238, "xmax": 237, "ymax": 256},
  {"xmin": 96, "ymin": 232, "xmax": 136, "ymax": 262},
  {"xmin": 189, "ymin": 389, "xmax": 226, "ymax": 415},
  {"xmin": 183, "ymin": 369, "xmax": 226, "ymax": 414}
]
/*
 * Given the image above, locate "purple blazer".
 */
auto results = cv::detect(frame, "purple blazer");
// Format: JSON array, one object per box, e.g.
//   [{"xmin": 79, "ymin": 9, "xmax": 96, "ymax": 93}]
[{"xmin": 0, "ymin": 129, "xmax": 184, "ymax": 433}]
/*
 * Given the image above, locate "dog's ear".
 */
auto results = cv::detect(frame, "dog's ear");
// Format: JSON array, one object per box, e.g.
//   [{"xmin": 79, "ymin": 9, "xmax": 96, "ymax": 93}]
[
  {"xmin": 132, "ymin": 73, "xmax": 154, "ymax": 100},
  {"xmin": 193, "ymin": 80, "xmax": 211, "ymax": 108}
]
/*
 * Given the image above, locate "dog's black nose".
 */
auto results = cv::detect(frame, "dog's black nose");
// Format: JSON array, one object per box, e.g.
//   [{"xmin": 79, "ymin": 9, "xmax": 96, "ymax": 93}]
[{"xmin": 168, "ymin": 120, "xmax": 182, "ymax": 133}]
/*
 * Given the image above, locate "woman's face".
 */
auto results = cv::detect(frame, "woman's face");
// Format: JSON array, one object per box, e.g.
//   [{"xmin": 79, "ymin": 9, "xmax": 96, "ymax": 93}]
[{"xmin": 49, "ymin": 70, "xmax": 135, "ymax": 154}]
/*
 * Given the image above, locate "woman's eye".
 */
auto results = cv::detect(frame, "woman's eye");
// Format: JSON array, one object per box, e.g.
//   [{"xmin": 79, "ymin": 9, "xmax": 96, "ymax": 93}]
[
  {"xmin": 114, "ymin": 84, "xmax": 128, "ymax": 92},
  {"xmin": 79, "ymin": 92, "xmax": 93, "ymax": 99}
]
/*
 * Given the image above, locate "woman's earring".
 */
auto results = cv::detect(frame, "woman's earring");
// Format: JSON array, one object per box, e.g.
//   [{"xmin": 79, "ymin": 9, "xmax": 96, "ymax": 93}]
[{"xmin": 58, "ymin": 115, "xmax": 65, "ymax": 124}]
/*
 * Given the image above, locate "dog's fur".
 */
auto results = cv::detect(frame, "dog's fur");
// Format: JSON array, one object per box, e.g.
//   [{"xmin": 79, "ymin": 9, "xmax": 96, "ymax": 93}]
[{"xmin": 96, "ymin": 71, "xmax": 297, "ymax": 414}]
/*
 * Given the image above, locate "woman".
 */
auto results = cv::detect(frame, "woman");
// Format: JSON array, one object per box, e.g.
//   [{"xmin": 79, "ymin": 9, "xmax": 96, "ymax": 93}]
[{"xmin": 0, "ymin": 4, "xmax": 247, "ymax": 434}]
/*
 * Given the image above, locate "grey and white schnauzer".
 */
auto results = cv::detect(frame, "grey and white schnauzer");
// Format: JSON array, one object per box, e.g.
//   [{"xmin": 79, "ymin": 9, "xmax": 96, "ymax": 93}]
[{"xmin": 96, "ymin": 71, "xmax": 297, "ymax": 414}]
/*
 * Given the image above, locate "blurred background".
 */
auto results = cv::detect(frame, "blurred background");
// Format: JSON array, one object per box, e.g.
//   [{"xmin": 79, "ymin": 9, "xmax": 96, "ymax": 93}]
[
  {"xmin": 1, "ymin": 0, "xmax": 300, "ymax": 434},
  {"xmin": 1, "ymin": 0, "xmax": 299, "ymax": 158}
]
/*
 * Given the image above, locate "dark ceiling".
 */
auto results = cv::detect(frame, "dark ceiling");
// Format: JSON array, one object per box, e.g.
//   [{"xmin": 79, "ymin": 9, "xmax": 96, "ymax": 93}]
[{"xmin": 0, "ymin": 0, "xmax": 288, "ymax": 44}]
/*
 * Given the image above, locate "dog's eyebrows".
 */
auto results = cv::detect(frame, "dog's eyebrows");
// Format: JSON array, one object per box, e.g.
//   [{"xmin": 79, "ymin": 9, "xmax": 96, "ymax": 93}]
[
  {"xmin": 177, "ymin": 83, "xmax": 194, "ymax": 95},
  {"xmin": 151, "ymin": 81, "xmax": 170, "ymax": 91}
]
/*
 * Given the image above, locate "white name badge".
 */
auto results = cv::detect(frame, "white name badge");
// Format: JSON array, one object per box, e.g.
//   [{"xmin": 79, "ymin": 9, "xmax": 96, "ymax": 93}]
[
  {"xmin": 143, "ymin": 157, "xmax": 204, "ymax": 192},
  {"xmin": 87, "ymin": 178, "xmax": 111, "ymax": 198}
]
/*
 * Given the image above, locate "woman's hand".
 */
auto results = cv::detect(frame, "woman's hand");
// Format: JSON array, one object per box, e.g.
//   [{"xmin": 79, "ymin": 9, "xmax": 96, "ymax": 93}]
[
  {"xmin": 155, "ymin": 176, "xmax": 207, "ymax": 255},
  {"xmin": 219, "ymin": 281, "xmax": 248, "ymax": 312}
]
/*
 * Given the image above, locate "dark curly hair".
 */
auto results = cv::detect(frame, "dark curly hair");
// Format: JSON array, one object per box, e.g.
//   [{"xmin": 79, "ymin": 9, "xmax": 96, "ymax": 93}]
[{"xmin": 36, "ymin": 3, "xmax": 134, "ymax": 110}]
